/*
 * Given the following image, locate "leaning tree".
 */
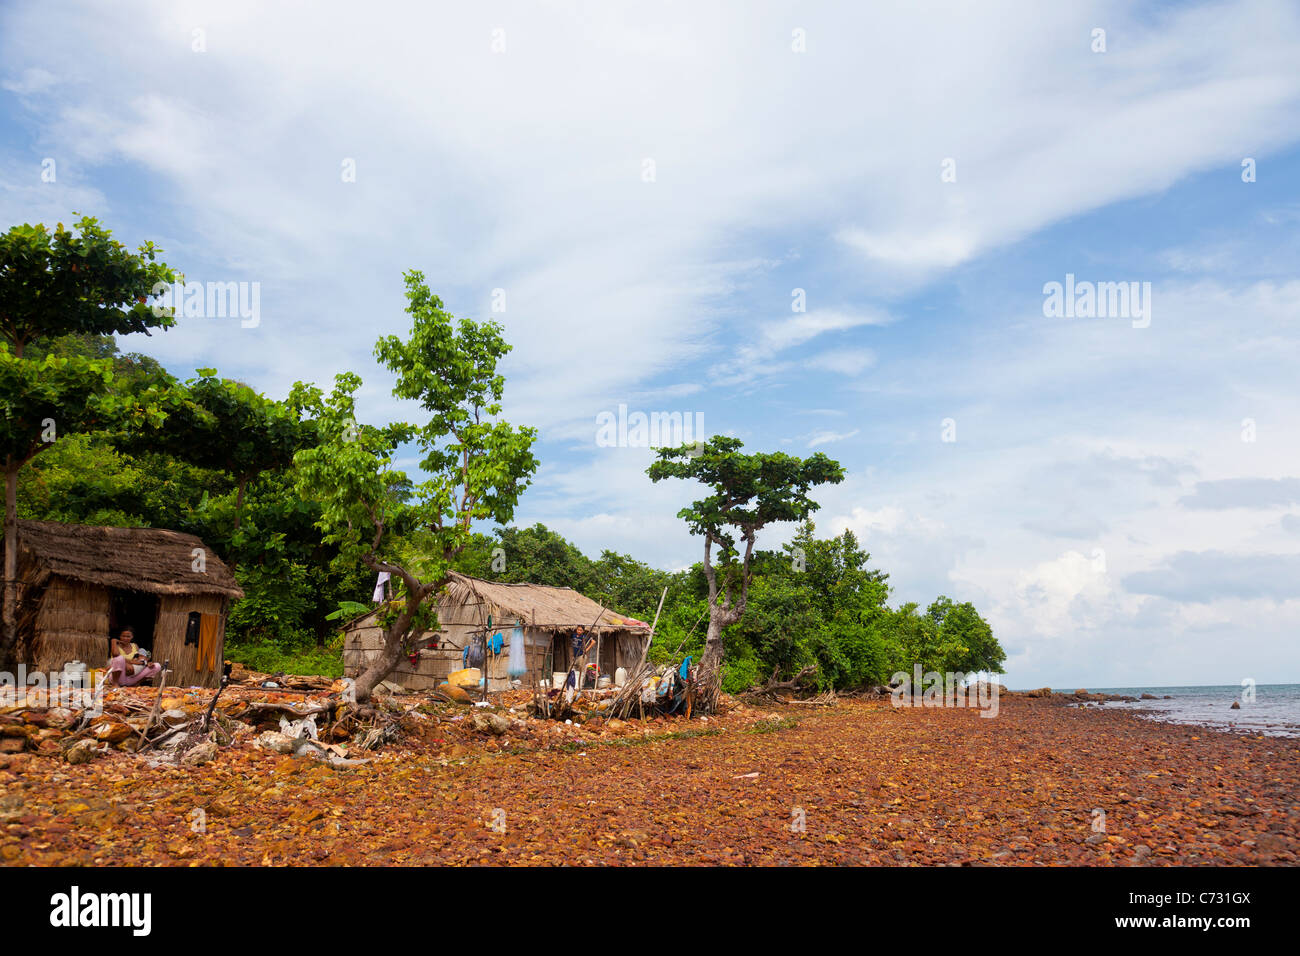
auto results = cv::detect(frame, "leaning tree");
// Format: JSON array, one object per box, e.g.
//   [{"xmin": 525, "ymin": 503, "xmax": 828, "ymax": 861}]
[
  {"xmin": 0, "ymin": 218, "xmax": 176, "ymax": 667},
  {"xmin": 293, "ymin": 271, "xmax": 538, "ymax": 700},
  {"xmin": 648, "ymin": 436, "xmax": 844, "ymax": 711}
]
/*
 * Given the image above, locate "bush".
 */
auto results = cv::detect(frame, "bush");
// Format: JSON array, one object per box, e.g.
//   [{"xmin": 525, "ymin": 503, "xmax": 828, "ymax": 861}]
[
  {"xmin": 720, "ymin": 643, "xmax": 762, "ymax": 694},
  {"xmin": 225, "ymin": 632, "xmax": 344, "ymax": 677}
]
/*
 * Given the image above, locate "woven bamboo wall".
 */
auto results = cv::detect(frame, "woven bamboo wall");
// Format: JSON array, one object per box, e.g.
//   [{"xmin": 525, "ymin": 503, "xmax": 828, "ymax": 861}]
[
  {"xmin": 30, "ymin": 576, "xmax": 110, "ymax": 673},
  {"xmin": 154, "ymin": 593, "xmax": 228, "ymax": 688}
]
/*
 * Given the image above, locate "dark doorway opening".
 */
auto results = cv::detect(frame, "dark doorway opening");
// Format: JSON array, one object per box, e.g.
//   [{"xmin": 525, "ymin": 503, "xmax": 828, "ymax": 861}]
[{"xmin": 109, "ymin": 590, "xmax": 159, "ymax": 655}]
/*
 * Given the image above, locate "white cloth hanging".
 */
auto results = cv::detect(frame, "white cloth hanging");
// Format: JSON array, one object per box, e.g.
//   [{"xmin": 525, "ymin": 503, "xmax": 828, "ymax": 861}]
[
  {"xmin": 372, "ymin": 571, "xmax": 391, "ymax": 603},
  {"xmin": 507, "ymin": 625, "xmax": 527, "ymax": 677}
]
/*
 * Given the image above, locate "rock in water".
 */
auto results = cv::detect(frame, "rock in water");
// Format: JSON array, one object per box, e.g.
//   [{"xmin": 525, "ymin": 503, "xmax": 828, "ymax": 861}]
[{"xmin": 1230, "ymin": 701, "xmax": 1241, "ymax": 710}]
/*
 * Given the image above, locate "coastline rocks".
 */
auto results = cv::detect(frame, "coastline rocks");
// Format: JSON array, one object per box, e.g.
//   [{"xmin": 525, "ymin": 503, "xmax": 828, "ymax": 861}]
[
  {"xmin": 470, "ymin": 711, "xmax": 512, "ymax": 736},
  {"xmin": 1026, "ymin": 687, "xmax": 1053, "ymax": 698},
  {"xmin": 1230, "ymin": 701, "xmax": 1241, "ymax": 710}
]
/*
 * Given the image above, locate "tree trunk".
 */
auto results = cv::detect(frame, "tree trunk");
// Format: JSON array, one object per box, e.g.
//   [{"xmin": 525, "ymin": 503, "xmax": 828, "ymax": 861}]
[
  {"xmin": 352, "ymin": 622, "xmax": 409, "ymax": 702},
  {"xmin": 695, "ymin": 609, "xmax": 726, "ymax": 713},
  {"xmin": 350, "ymin": 577, "xmax": 436, "ymax": 701},
  {"xmin": 0, "ymin": 467, "xmax": 17, "ymax": 673}
]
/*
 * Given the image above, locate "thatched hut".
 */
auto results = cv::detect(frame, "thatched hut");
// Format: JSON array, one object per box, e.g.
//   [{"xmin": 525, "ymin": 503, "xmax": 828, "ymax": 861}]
[
  {"xmin": 343, "ymin": 572, "xmax": 651, "ymax": 692},
  {"xmin": 14, "ymin": 520, "xmax": 244, "ymax": 688}
]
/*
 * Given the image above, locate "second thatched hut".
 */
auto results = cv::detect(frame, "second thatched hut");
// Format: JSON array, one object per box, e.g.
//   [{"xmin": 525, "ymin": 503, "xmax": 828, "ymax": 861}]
[{"xmin": 343, "ymin": 571, "xmax": 651, "ymax": 692}]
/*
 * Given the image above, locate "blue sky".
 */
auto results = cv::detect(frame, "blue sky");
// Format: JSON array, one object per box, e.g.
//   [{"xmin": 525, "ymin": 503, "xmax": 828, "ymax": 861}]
[{"xmin": 3, "ymin": 0, "xmax": 1299, "ymax": 687}]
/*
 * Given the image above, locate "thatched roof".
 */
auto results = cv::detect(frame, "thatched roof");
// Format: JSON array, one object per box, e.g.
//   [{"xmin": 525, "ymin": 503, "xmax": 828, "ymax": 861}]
[
  {"xmin": 352, "ymin": 572, "xmax": 651, "ymax": 633},
  {"xmin": 16, "ymin": 519, "xmax": 243, "ymax": 600},
  {"xmin": 443, "ymin": 573, "xmax": 651, "ymax": 631}
]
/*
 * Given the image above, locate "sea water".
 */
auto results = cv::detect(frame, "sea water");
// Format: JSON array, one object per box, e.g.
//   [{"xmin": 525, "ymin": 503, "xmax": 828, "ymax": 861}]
[{"xmin": 1086, "ymin": 683, "xmax": 1300, "ymax": 738}]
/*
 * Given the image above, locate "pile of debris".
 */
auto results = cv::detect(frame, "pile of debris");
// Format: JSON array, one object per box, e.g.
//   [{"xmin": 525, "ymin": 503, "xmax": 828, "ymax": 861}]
[
  {"xmin": 0, "ymin": 674, "xmax": 404, "ymax": 770},
  {"xmin": 1, "ymin": 666, "xmax": 794, "ymax": 774}
]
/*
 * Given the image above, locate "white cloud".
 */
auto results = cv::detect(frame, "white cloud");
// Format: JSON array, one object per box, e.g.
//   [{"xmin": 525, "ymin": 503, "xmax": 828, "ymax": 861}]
[
  {"xmin": 4, "ymin": 0, "xmax": 1300, "ymax": 687},
  {"xmin": 806, "ymin": 428, "xmax": 860, "ymax": 448}
]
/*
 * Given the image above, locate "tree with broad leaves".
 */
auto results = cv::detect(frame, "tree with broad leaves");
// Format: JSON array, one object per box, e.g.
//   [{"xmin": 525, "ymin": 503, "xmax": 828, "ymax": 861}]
[
  {"xmin": 0, "ymin": 218, "xmax": 176, "ymax": 667},
  {"xmin": 647, "ymin": 435, "xmax": 845, "ymax": 711},
  {"xmin": 293, "ymin": 271, "xmax": 538, "ymax": 701},
  {"xmin": 131, "ymin": 370, "xmax": 312, "ymax": 559}
]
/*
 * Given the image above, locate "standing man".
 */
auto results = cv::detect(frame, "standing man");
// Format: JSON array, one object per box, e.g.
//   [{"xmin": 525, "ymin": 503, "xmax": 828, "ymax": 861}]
[{"xmin": 571, "ymin": 625, "xmax": 596, "ymax": 689}]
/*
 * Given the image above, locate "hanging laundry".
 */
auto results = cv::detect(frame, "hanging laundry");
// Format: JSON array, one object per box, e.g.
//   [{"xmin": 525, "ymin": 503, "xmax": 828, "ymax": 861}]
[
  {"xmin": 196, "ymin": 613, "xmax": 221, "ymax": 672},
  {"xmin": 507, "ymin": 625, "xmax": 527, "ymax": 677},
  {"xmin": 372, "ymin": 571, "xmax": 391, "ymax": 603},
  {"xmin": 463, "ymin": 639, "xmax": 485, "ymax": 670},
  {"xmin": 488, "ymin": 631, "xmax": 504, "ymax": 655}
]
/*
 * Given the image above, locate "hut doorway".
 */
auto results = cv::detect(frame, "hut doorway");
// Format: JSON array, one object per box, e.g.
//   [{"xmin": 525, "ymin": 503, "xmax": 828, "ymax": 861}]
[{"xmin": 109, "ymin": 590, "xmax": 160, "ymax": 654}]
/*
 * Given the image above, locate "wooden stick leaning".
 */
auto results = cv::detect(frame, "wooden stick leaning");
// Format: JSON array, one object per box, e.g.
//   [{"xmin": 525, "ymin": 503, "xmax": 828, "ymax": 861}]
[
  {"xmin": 136, "ymin": 662, "xmax": 171, "ymax": 749},
  {"xmin": 610, "ymin": 587, "xmax": 667, "ymax": 718}
]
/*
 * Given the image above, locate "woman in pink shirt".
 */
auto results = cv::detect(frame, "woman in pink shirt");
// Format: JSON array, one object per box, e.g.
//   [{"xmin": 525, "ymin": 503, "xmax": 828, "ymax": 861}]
[{"xmin": 106, "ymin": 628, "xmax": 162, "ymax": 687}]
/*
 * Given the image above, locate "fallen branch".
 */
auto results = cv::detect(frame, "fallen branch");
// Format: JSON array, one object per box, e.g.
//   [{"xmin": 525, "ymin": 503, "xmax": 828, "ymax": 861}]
[
  {"xmin": 241, "ymin": 701, "xmax": 334, "ymax": 720},
  {"xmin": 744, "ymin": 664, "xmax": 818, "ymax": 699}
]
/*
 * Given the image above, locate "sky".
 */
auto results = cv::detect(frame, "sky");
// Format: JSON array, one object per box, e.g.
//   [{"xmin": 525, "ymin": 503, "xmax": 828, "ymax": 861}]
[{"xmin": 2, "ymin": 0, "xmax": 1298, "ymax": 688}]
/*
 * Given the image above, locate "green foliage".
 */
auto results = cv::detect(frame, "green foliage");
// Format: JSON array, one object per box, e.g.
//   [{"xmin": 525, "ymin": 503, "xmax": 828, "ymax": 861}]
[
  {"xmin": 325, "ymin": 601, "xmax": 372, "ymax": 622},
  {"xmin": 224, "ymin": 632, "xmax": 344, "ymax": 678},
  {"xmin": 648, "ymin": 435, "xmax": 846, "ymax": 557},
  {"xmin": 0, "ymin": 216, "xmax": 177, "ymax": 353},
  {"xmin": 0, "ymin": 218, "xmax": 178, "ymax": 663},
  {"xmin": 647, "ymin": 436, "xmax": 847, "ymax": 702},
  {"xmin": 293, "ymin": 271, "xmax": 539, "ymax": 695},
  {"xmin": 147, "ymin": 370, "xmax": 309, "ymax": 493}
]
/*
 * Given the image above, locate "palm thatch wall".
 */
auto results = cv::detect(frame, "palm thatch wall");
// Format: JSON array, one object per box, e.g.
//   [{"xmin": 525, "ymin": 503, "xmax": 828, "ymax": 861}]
[
  {"xmin": 155, "ymin": 593, "xmax": 230, "ymax": 687},
  {"xmin": 30, "ymin": 577, "xmax": 111, "ymax": 673}
]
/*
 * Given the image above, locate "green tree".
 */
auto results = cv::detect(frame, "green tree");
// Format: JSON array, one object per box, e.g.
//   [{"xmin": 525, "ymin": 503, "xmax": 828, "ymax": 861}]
[
  {"xmin": 152, "ymin": 371, "xmax": 311, "ymax": 546},
  {"xmin": 0, "ymin": 218, "xmax": 175, "ymax": 664},
  {"xmin": 293, "ymin": 271, "xmax": 539, "ymax": 699},
  {"xmin": 927, "ymin": 596, "xmax": 1004, "ymax": 676},
  {"xmin": 647, "ymin": 435, "xmax": 844, "ymax": 710},
  {"xmin": 488, "ymin": 523, "xmax": 596, "ymax": 590}
]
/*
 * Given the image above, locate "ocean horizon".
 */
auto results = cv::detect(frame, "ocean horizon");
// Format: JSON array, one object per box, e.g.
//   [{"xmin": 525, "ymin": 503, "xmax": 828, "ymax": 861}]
[{"xmin": 1043, "ymin": 682, "xmax": 1300, "ymax": 738}]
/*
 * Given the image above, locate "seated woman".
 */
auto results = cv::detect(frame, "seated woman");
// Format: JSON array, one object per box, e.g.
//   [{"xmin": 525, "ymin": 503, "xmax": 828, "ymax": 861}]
[{"xmin": 106, "ymin": 628, "xmax": 163, "ymax": 687}]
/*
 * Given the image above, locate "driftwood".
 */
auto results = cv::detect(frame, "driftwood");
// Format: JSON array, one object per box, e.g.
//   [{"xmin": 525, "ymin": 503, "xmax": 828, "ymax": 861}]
[
  {"xmin": 136, "ymin": 666, "xmax": 172, "ymax": 749},
  {"xmin": 777, "ymin": 689, "xmax": 838, "ymax": 706},
  {"xmin": 241, "ymin": 701, "xmax": 334, "ymax": 720},
  {"xmin": 745, "ymin": 664, "xmax": 819, "ymax": 699}
]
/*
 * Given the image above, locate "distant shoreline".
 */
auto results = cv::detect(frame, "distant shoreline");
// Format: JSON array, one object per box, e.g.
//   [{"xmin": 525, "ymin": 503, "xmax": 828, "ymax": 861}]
[{"xmin": 999, "ymin": 684, "xmax": 1300, "ymax": 739}]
